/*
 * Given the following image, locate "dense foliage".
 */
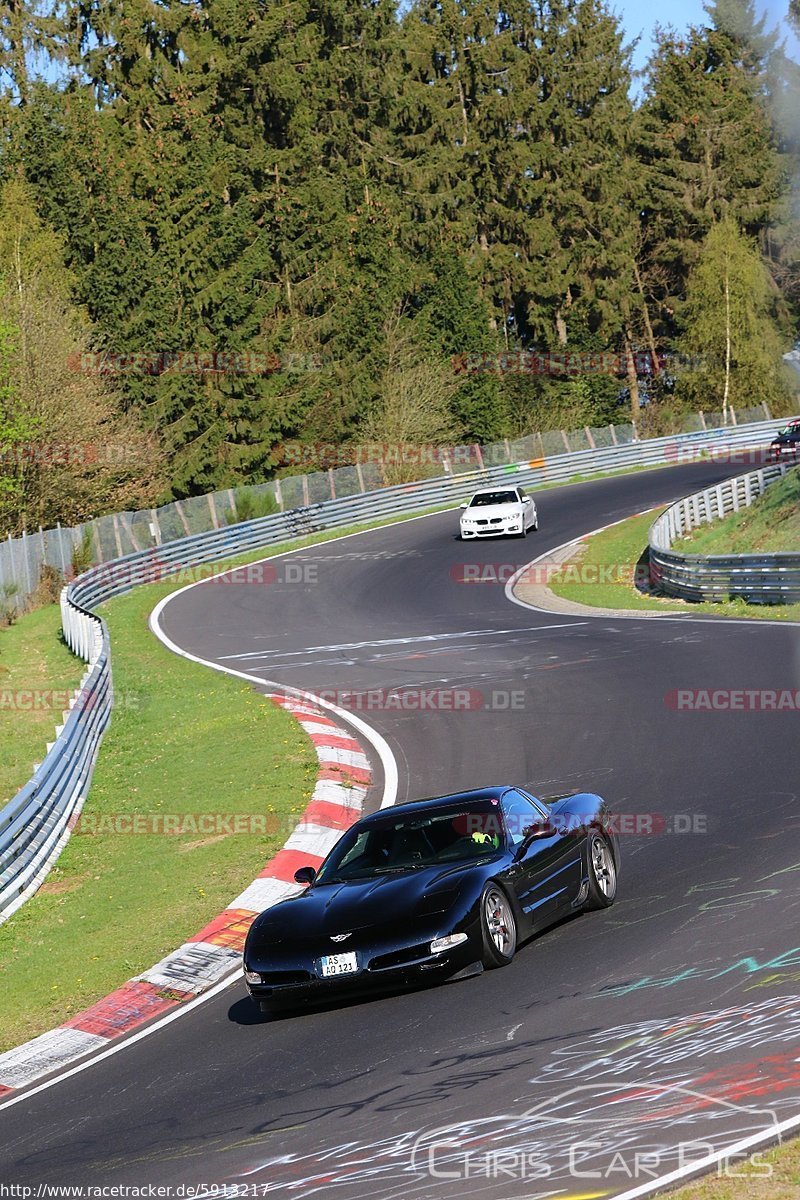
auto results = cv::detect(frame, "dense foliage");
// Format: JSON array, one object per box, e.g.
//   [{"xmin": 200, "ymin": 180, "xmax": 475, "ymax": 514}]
[{"xmin": 0, "ymin": 0, "xmax": 798, "ymax": 517}]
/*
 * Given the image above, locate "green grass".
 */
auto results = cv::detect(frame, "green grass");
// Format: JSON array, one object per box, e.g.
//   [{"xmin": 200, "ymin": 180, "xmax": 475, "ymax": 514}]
[
  {"xmin": 547, "ymin": 511, "xmax": 687, "ymax": 612},
  {"xmin": 0, "ymin": 604, "xmax": 84, "ymax": 805},
  {"xmin": 676, "ymin": 468, "xmax": 800, "ymax": 555},
  {"xmin": 0, "ymin": 506, "xmax": 469, "ymax": 1053},
  {"xmin": 670, "ymin": 1135, "xmax": 800, "ymax": 1199},
  {"xmin": 0, "ymin": 581, "xmax": 318, "ymax": 1052},
  {"xmin": 546, "ymin": 509, "xmax": 800, "ymax": 621},
  {"xmin": 3, "ymin": 475, "xmax": 796, "ymax": 1054}
]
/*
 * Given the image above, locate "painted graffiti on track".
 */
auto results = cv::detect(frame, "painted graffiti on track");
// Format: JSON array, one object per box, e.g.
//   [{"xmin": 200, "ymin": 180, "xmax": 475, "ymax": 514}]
[{"xmin": 221, "ymin": 996, "xmax": 798, "ymax": 1199}]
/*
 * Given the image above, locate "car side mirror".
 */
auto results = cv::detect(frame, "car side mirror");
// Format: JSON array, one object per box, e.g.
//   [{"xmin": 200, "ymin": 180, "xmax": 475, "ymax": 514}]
[
  {"xmin": 513, "ymin": 822, "xmax": 554, "ymax": 858},
  {"xmin": 459, "ymin": 502, "xmax": 468, "ymax": 509},
  {"xmin": 294, "ymin": 865, "xmax": 317, "ymax": 886}
]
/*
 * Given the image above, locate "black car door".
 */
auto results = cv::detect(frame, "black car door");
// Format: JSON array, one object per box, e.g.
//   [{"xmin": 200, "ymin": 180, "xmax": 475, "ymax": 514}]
[{"xmin": 499, "ymin": 789, "xmax": 583, "ymax": 932}]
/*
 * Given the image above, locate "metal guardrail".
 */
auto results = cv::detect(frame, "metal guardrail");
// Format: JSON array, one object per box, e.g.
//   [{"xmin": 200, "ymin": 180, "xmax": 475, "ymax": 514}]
[
  {"xmin": 0, "ymin": 414, "xmax": 793, "ymax": 921},
  {"xmin": 0, "ymin": 405, "xmax": 788, "ymax": 615},
  {"xmin": 649, "ymin": 463, "xmax": 800, "ymax": 603},
  {"xmin": 0, "ymin": 602, "xmax": 111, "ymax": 922}
]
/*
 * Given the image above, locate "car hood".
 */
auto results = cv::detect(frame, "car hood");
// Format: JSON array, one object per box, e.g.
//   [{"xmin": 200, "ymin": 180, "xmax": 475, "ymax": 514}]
[
  {"xmin": 248, "ymin": 861, "xmax": 483, "ymax": 944},
  {"xmin": 462, "ymin": 503, "xmax": 523, "ymax": 520}
]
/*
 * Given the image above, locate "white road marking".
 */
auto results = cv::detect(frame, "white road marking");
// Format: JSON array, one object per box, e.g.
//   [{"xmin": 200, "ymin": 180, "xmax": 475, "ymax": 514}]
[
  {"xmin": 0, "ymin": 519, "xmax": 441, "ymax": 1107},
  {"xmin": 0, "ymin": 969, "xmax": 242, "ymax": 1112},
  {"xmin": 218, "ymin": 623, "xmax": 587, "ymax": 662}
]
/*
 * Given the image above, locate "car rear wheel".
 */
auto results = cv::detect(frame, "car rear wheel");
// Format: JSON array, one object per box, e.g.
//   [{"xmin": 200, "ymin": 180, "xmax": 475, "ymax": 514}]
[
  {"xmin": 480, "ymin": 885, "xmax": 517, "ymax": 967},
  {"xmin": 583, "ymin": 833, "xmax": 617, "ymax": 910}
]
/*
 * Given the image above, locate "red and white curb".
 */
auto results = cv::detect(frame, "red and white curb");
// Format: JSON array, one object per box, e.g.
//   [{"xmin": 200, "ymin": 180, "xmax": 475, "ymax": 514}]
[{"xmin": 0, "ymin": 696, "xmax": 371, "ymax": 1095}]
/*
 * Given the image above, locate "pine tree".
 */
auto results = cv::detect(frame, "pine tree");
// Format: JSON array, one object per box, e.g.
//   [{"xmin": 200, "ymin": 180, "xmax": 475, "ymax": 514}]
[
  {"xmin": 1, "ymin": 0, "xmax": 67, "ymax": 104},
  {"xmin": 634, "ymin": 18, "xmax": 782, "ymax": 356},
  {"xmin": 520, "ymin": 1, "xmax": 639, "ymax": 353},
  {"xmin": 413, "ymin": 247, "xmax": 507, "ymax": 441}
]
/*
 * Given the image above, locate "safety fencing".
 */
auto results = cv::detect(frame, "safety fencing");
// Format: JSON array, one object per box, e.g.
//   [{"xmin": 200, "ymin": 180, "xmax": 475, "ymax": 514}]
[
  {"xmin": 0, "ymin": 602, "xmax": 111, "ymax": 922},
  {"xmin": 0, "ymin": 403, "xmax": 785, "ymax": 614},
  {"xmin": 0, "ymin": 412, "xmax": 794, "ymax": 921},
  {"xmin": 649, "ymin": 463, "xmax": 800, "ymax": 603}
]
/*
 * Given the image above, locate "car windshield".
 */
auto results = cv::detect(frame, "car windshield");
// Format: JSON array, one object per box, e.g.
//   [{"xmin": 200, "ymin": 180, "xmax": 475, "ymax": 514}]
[
  {"xmin": 469, "ymin": 491, "xmax": 518, "ymax": 507},
  {"xmin": 316, "ymin": 803, "xmax": 504, "ymax": 882}
]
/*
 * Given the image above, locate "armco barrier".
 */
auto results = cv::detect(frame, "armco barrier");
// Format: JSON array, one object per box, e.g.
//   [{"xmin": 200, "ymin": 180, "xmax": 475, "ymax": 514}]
[
  {"xmin": 0, "ymin": 404, "xmax": 790, "ymax": 615},
  {"xmin": 0, "ymin": 415, "xmax": 792, "ymax": 921},
  {"xmin": 649, "ymin": 463, "xmax": 800, "ymax": 603}
]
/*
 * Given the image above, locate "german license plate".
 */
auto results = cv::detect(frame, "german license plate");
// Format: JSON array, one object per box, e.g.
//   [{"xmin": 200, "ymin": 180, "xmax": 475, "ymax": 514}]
[{"xmin": 320, "ymin": 952, "xmax": 358, "ymax": 977}]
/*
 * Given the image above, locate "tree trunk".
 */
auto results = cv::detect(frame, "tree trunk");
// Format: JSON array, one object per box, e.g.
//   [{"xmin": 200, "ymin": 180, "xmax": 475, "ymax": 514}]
[
  {"xmin": 457, "ymin": 75, "xmax": 468, "ymax": 147},
  {"xmin": 623, "ymin": 331, "xmax": 640, "ymax": 423},
  {"xmin": 632, "ymin": 259, "xmax": 660, "ymax": 375},
  {"xmin": 723, "ymin": 265, "xmax": 731, "ymax": 426},
  {"xmin": 555, "ymin": 286, "xmax": 572, "ymax": 346}
]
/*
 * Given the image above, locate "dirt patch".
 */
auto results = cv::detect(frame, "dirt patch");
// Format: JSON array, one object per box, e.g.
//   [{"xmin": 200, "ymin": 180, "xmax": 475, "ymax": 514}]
[
  {"xmin": 179, "ymin": 834, "xmax": 229, "ymax": 852},
  {"xmin": 38, "ymin": 874, "xmax": 89, "ymax": 895}
]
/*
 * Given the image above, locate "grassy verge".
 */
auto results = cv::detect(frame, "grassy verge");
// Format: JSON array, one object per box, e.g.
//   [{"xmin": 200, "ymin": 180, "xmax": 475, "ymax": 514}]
[
  {"xmin": 0, "ymin": 505, "xmax": 477, "ymax": 1052},
  {"xmin": 676, "ymin": 467, "xmax": 800, "ymax": 555},
  {"xmin": 670, "ymin": 1136, "xmax": 800, "ymax": 1199},
  {"xmin": 547, "ymin": 509, "xmax": 800, "ymax": 621},
  {"xmin": 0, "ymin": 581, "xmax": 320, "ymax": 1051},
  {"xmin": 3, "ymin": 475, "xmax": 796, "ymax": 1052},
  {"xmin": 0, "ymin": 605, "xmax": 84, "ymax": 805}
]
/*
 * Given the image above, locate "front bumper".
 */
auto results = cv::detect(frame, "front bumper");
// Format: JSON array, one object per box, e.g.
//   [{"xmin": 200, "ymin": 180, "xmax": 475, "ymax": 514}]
[
  {"xmin": 460, "ymin": 522, "xmax": 522, "ymax": 539},
  {"xmin": 245, "ymin": 932, "xmax": 479, "ymax": 1006}
]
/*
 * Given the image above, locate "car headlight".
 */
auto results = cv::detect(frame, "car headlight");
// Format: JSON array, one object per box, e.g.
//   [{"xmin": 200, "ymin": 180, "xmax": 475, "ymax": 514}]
[
  {"xmin": 430, "ymin": 932, "xmax": 469, "ymax": 955},
  {"xmin": 244, "ymin": 969, "xmax": 261, "ymax": 984}
]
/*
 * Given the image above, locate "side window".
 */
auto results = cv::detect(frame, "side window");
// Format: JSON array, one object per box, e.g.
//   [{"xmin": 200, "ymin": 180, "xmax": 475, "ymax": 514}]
[
  {"xmin": 501, "ymin": 790, "xmax": 542, "ymax": 848},
  {"xmin": 336, "ymin": 830, "xmax": 375, "ymax": 871}
]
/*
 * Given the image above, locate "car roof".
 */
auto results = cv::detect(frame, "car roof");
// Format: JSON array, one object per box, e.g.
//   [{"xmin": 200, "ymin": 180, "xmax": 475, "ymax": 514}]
[
  {"xmin": 358, "ymin": 786, "xmax": 521, "ymax": 825},
  {"xmin": 470, "ymin": 486, "xmax": 519, "ymax": 496}
]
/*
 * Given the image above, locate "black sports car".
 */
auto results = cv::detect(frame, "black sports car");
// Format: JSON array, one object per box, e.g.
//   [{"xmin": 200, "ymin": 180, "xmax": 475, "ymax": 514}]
[
  {"xmin": 767, "ymin": 421, "xmax": 800, "ymax": 460},
  {"xmin": 243, "ymin": 786, "xmax": 619, "ymax": 1013}
]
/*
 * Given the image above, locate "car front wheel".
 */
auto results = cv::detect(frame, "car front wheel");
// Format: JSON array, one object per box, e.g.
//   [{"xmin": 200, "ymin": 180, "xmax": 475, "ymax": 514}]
[
  {"xmin": 583, "ymin": 833, "xmax": 617, "ymax": 909},
  {"xmin": 480, "ymin": 884, "xmax": 517, "ymax": 967}
]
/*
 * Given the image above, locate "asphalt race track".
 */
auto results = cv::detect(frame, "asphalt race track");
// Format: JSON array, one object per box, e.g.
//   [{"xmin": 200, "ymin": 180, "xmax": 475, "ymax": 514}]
[{"xmin": 2, "ymin": 459, "xmax": 799, "ymax": 1198}]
